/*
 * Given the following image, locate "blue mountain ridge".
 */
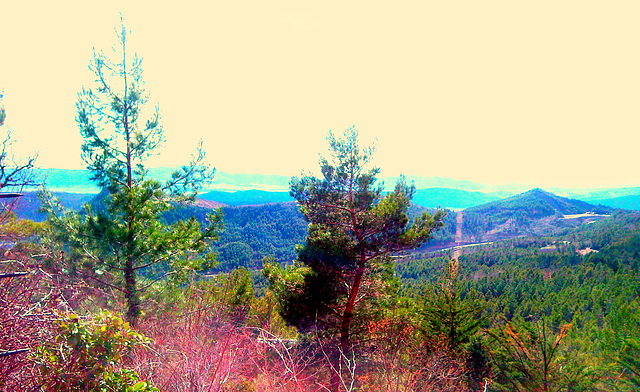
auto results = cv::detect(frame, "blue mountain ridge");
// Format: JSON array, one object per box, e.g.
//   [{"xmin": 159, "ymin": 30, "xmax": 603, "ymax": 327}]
[{"xmin": 27, "ymin": 168, "xmax": 640, "ymax": 210}]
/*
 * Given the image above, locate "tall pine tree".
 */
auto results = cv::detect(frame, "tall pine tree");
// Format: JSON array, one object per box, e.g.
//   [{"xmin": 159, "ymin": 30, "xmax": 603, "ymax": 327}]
[
  {"xmin": 266, "ymin": 127, "xmax": 444, "ymax": 391},
  {"xmin": 42, "ymin": 20, "xmax": 221, "ymax": 325}
]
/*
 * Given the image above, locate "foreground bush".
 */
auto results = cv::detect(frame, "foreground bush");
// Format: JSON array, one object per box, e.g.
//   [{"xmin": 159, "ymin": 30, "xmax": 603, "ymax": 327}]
[
  {"xmin": 33, "ymin": 311, "xmax": 157, "ymax": 392},
  {"xmin": 0, "ymin": 258, "xmax": 61, "ymax": 390}
]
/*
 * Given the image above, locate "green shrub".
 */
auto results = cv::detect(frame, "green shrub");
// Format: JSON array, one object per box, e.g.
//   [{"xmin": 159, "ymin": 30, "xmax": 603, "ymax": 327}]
[{"xmin": 33, "ymin": 311, "xmax": 158, "ymax": 391}]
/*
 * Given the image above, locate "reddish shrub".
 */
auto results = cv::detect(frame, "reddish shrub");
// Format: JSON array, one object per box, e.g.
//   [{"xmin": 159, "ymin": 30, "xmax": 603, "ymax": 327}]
[{"xmin": 0, "ymin": 259, "xmax": 64, "ymax": 390}]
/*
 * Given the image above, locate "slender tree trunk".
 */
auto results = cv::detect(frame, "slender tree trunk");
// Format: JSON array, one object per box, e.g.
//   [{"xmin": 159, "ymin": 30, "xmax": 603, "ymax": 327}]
[
  {"xmin": 122, "ymin": 38, "xmax": 138, "ymax": 326},
  {"xmin": 330, "ymin": 262, "xmax": 366, "ymax": 392},
  {"xmin": 340, "ymin": 263, "xmax": 366, "ymax": 353},
  {"xmin": 124, "ymin": 257, "xmax": 140, "ymax": 326}
]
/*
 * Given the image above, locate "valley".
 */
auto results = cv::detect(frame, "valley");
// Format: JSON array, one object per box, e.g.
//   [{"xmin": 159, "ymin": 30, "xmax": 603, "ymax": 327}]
[{"xmin": 10, "ymin": 172, "xmax": 629, "ymax": 268}]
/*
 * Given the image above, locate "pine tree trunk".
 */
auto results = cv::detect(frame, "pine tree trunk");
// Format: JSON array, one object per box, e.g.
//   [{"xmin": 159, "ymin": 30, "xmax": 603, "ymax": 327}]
[
  {"xmin": 330, "ymin": 262, "xmax": 366, "ymax": 392},
  {"xmin": 340, "ymin": 263, "xmax": 366, "ymax": 353},
  {"xmin": 124, "ymin": 258, "xmax": 139, "ymax": 326}
]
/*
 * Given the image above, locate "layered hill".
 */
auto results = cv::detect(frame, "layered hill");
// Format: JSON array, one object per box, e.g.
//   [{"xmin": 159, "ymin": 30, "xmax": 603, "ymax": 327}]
[
  {"xmin": 591, "ymin": 194, "xmax": 640, "ymax": 211},
  {"xmin": 412, "ymin": 188, "xmax": 502, "ymax": 210},
  {"xmin": 11, "ymin": 191, "xmax": 308, "ymax": 269},
  {"xmin": 23, "ymin": 168, "xmax": 640, "ymax": 210},
  {"xmin": 460, "ymin": 188, "xmax": 613, "ymax": 243},
  {"xmin": 6, "ymin": 186, "xmax": 620, "ymax": 269},
  {"xmin": 200, "ymin": 190, "xmax": 293, "ymax": 206}
]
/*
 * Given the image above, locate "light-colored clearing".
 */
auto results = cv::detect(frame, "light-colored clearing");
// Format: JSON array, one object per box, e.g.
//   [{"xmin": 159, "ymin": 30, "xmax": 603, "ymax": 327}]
[{"xmin": 560, "ymin": 212, "xmax": 610, "ymax": 220}]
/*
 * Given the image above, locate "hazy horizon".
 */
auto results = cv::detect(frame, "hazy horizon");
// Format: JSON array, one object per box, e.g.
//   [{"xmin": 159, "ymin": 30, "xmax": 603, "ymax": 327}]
[{"xmin": 32, "ymin": 166, "xmax": 640, "ymax": 194}]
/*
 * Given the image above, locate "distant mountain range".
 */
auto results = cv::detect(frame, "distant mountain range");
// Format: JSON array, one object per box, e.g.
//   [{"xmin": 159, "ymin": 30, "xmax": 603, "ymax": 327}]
[
  {"xmin": 26, "ymin": 168, "xmax": 640, "ymax": 210},
  {"xmin": 200, "ymin": 190, "xmax": 293, "ymax": 206},
  {"xmin": 9, "ymin": 185, "xmax": 626, "ymax": 266},
  {"xmin": 590, "ymin": 194, "xmax": 640, "ymax": 210}
]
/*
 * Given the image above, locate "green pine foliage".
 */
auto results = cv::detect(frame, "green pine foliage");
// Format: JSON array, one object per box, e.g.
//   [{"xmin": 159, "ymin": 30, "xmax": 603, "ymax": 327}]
[
  {"xmin": 39, "ymin": 20, "xmax": 222, "ymax": 326},
  {"xmin": 486, "ymin": 319, "xmax": 577, "ymax": 392},
  {"xmin": 421, "ymin": 259, "xmax": 487, "ymax": 352},
  {"xmin": 266, "ymin": 127, "xmax": 444, "ymax": 391},
  {"xmin": 271, "ymin": 128, "xmax": 443, "ymax": 343},
  {"xmin": 601, "ymin": 299, "xmax": 640, "ymax": 390}
]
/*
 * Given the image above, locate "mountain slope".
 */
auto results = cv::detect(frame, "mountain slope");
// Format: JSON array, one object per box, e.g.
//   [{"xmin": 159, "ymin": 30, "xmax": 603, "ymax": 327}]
[
  {"xmin": 412, "ymin": 188, "xmax": 502, "ymax": 209},
  {"xmin": 468, "ymin": 188, "xmax": 611, "ymax": 218},
  {"xmin": 200, "ymin": 190, "xmax": 293, "ymax": 206},
  {"xmin": 11, "ymin": 191, "xmax": 95, "ymax": 221},
  {"xmin": 461, "ymin": 188, "xmax": 613, "ymax": 243},
  {"xmin": 591, "ymin": 194, "xmax": 640, "ymax": 211},
  {"xmin": 164, "ymin": 202, "xmax": 307, "ymax": 269}
]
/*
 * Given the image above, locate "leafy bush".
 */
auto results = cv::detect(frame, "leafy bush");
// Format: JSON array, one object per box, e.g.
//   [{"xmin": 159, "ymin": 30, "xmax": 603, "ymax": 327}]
[{"xmin": 33, "ymin": 311, "xmax": 157, "ymax": 391}]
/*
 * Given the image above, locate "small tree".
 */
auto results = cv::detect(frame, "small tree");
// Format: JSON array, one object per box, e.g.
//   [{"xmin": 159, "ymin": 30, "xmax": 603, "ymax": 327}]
[
  {"xmin": 421, "ymin": 259, "xmax": 490, "ymax": 390},
  {"xmin": 41, "ymin": 21, "xmax": 221, "ymax": 326},
  {"xmin": 486, "ymin": 319, "xmax": 578, "ymax": 392},
  {"xmin": 33, "ymin": 312, "xmax": 158, "ymax": 391},
  {"xmin": 266, "ymin": 127, "xmax": 444, "ymax": 390},
  {"xmin": 601, "ymin": 299, "xmax": 640, "ymax": 389},
  {"xmin": 421, "ymin": 259, "xmax": 487, "ymax": 352},
  {"xmin": 0, "ymin": 94, "xmax": 41, "ymax": 222}
]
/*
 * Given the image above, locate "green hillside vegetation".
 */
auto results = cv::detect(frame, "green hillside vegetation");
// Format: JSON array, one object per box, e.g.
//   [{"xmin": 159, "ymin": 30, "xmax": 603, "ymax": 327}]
[
  {"xmin": 462, "ymin": 188, "xmax": 614, "ymax": 242},
  {"xmin": 166, "ymin": 202, "xmax": 308, "ymax": 270},
  {"xmin": 397, "ymin": 210, "xmax": 640, "ymax": 389}
]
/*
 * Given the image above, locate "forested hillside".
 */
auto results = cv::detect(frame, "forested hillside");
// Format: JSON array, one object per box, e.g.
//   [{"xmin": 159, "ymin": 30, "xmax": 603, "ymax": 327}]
[
  {"xmin": 396, "ymin": 210, "xmax": 640, "ymax": 389},
  {"xmin": 11, "ymin": 188, "xmax": 615, "ymax": 269},
  {"xmin": 167, "ymin": 202, "xmax": 308, "ymax": 270},
  {"xmin": 461, "ymin": 188, "xmax": 613, "ymax": 242},
  {"xmin": 399, "ymin": 209, "xmax": 640, "ymax": 311}
]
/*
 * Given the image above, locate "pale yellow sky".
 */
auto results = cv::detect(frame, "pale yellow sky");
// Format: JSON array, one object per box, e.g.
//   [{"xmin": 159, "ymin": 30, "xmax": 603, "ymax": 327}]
[{"xmin": 1, "ymin": 1, "xmax": 639, "ymax": 188}]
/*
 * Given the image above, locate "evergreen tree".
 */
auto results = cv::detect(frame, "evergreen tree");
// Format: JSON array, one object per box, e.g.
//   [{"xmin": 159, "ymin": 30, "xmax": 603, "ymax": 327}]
[
  {"xmin": 266, "ymin": 127, "xmax": 444, "ymax": 390},
  {"xmin": 487, "ymin": 319, "xmax": 580, "ymax": 392},
  {"xmin": 421, "ymin": 259, "xmax": 487, "ymax": 351},
  {"xmin": 41, "ymin": 20, "xmax": 221, "ymax": 325},
  {"xmin": 602, "ymin": 299, "xmax": 640, "ymax": 389}
]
